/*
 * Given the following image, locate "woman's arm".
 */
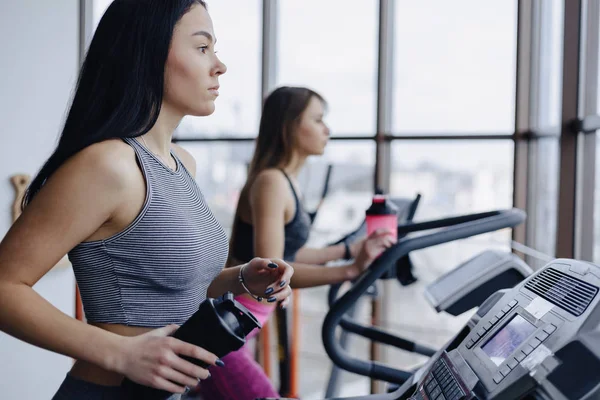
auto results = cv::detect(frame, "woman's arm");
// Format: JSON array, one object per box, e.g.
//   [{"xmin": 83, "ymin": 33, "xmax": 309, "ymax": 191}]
[
  {"xmin": 0, "ymin": 143, "xmax": 134, "ymax": 371},
  {"xmin": 208, "ymin": 258, "xmax": 293, "ymax": 307},
  {"xmin": 294, "ymin": 244, "xmax": 346, "ymax": 265},
  {"xmin": 287, "ymin": 260, "xmax": 355, "ymax": 288},
  {"xmin": 295, "ymin": 235, "xmax": 368, "ymax": 265},
  {"xmin": 289, "ymin": 230, "xmax": 393, "ymax": 288},
  {"xmin": 0, "ymin": 142, "xmax": 221, "ymax": 392},
  {"xmin": 249, "ymin": 170, "xmax": 376, "ymax": 289},
  {"xmin": 207, "ymin": 265, "xmax": 245, "ymax": 297}
]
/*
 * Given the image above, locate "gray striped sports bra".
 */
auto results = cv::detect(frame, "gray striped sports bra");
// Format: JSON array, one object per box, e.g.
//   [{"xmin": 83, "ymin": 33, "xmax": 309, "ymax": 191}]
[{"xmin": 68, "ymin": 138, "xmax": 229, "ymax": 327}]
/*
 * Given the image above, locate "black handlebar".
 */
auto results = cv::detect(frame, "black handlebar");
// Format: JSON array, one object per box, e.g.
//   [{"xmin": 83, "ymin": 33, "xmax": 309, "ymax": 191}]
[
  {"xmin": 328, "ymin": 283, "xmax": 436, "ymax": 360},
  {"xmin": 321, "ymin": 208, "xmax": 526, "ymax": 384}
]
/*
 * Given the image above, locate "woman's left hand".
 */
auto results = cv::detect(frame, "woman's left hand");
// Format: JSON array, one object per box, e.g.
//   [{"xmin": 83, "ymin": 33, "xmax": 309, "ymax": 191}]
[
  {"xmin": 347, "ymin": 229, "xmax": 396, "ymax": 278},
  {"xmin": 239, "ymin": 258, "xmax": 294, "ymax": 308}
]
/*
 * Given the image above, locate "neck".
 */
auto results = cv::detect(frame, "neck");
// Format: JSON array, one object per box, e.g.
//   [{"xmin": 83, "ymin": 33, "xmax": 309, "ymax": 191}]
[
  {"xmin": 281, "ymin": 151, "xmax": 307, "ymax": 178},
  {"xmin": 140, "ymin": 102, "xmax": 183, "ymax": 158}
]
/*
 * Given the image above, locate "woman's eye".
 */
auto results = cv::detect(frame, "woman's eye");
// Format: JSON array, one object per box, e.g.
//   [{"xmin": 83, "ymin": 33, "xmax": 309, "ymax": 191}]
[{"xmin": 198, "ymin": 46, "xmax": 208, "ymax": 54}]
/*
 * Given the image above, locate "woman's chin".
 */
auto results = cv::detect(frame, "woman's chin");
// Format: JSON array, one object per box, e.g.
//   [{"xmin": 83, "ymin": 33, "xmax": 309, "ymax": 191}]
[{"xmin": 190, "ymin": 102, "xmax": 216, "ymax": 117}]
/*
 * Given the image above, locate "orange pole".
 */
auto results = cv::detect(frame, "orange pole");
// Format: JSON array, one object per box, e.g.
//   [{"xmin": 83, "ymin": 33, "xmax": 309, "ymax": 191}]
[{"xmin": 261, "ymin": 319, "xmax": 272, "ymax": 378}]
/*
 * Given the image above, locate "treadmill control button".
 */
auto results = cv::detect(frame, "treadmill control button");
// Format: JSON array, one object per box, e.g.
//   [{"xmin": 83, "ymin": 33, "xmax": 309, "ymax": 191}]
[
  {"xmin": 493, "ymin": 373, "xmax": 504, "ymax": 384},
  {"xmin": 522, "ymin": 344, "xmax": 535, "ymax": 355},
  {"xmin": 477, "ymin": 329, "xmax": 487, "ymax": 337},
  {"xmin": 440, "ymin": 378, "xmax": 453, "ymax": 392},
  {"xmin": 426, "ymin": 380, "xmax": 437, "ymax": 393},
  {"xmin": 536, "ymin": 331, "xmax": 549, "ymax": 341},
  {"xmin": 448, "ymin": 388, "xmax": 463, "ymax": 400},
  {"xmin": 507, "ymin": 359, "xmax": 518, "ymax": 370},
  {"xmin": 495, "ymin": 311, "xmax": 505, "ymax": 319},
  {"xmin": 466, "ymin": 339, "xmax": 474, "ymax": 349},
  {"xmin": 430, "ymin": 386, "xmax": 442, "ymax": 399},
  {"xmin": 490, "ymin": 316, "xmax": 499, "ymax": 324},
  {"xmin": 483, "ymin": 322, "xmax": 493, "ymax": 331},
  {"xmin": 544, "ymin": 324, "xmax": 557, "ymax": 334},
  {"xmin": 502, "ymin": 305, "xmax": 511, "ymax": 313},
  {"xmin": 446, "ymin": 386, "xmax": 460, "ymax": 397},
  {"xmin": 515, "ymin": 352, "xmax": 526, "ymax": 362},
  {"xmin": 509, "ymin": 300, "xmax": 518, "ymax": 308},
  {"xmin": 500, "ymin": 365, "xmax": 511, "ymax": 377}
]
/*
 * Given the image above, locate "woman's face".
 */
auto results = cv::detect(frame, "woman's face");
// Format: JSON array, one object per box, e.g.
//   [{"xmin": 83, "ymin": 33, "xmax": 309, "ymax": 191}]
[
  {"xmin": 163, "ymin": 4, "xmax": 227, "ymax": 117},
  {"xmin": 293, "ymin": 96, "xmax": 330, "ymax": 156}
]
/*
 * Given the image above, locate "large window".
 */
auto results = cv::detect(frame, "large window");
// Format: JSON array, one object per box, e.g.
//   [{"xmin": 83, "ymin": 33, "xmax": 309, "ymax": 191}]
[
  {"xmin": 390, "ymin": 140, "xmax": 514, "ymax": 268},
  {"xmin": 536, "ymin": 0, "xmax": 564, "ymax": 128},
  {"xmin": 392, "ymin": 0, "xmax": 517, "ymax": 134},
  {"xmin": 176, "ymin": 0, "xmax": 262, "ymax": 138},
  {"xmin": 301, "ymin": 141, "xmax": 376, "ymax": 246},
  {"xmin": 528, "ymin": 139, "xmax": 559, "ymax": 265},
  {"xmin": 528, "ymin": 0, "xmax": 563, "ymax": 267},
  {"xmin": 84, "ymin": 1, "xmax": 541, "ymax": 398},
  {"xmin": 277, "ymin": 0, "xmax": 379, "ymax": 136}
]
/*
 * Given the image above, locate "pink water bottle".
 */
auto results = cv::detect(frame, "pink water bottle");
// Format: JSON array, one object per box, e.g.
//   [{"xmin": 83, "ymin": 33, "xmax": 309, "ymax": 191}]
[{"xmin": 366, "ymin": 194, "xmax": 398, "ymax": 243}]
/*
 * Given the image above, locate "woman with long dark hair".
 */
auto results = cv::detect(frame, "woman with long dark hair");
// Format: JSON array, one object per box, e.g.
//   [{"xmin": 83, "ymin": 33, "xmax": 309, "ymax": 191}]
[
  {"xmin": 198, "ymin": 86, "xmax": 395, "ymax": 399},
  {"xmin": 0, "ymin": 1, "xmax": 293, "ymax": 398}
]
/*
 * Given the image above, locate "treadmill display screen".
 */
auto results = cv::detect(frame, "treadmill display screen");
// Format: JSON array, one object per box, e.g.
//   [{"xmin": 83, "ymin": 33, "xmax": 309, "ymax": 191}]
[{"xmin": 481, "ymin": 314, "xmax": 536, "ymax": 366}]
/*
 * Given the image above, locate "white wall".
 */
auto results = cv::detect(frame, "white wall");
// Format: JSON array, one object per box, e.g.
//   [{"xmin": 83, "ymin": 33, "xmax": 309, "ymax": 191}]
[{"xmin": 0, "ymin": 1, "xmax": 79, "ymax": 398}]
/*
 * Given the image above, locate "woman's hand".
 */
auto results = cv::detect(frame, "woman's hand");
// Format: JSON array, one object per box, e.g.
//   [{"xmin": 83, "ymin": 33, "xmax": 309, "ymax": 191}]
[
  {"xmin": 346, "ymin": 229, "xmax": 396, "ymax": 278},
  {"xmin": 240, "ymin": 257, "xmax": 294, "ymax": 308},
  {"xmin": 116, "ymin": 325, "xmax": 222, "ymax": 393},
  {"xmin": 349, "ymin": 237, "xmax": 366, "ymax": 259}
]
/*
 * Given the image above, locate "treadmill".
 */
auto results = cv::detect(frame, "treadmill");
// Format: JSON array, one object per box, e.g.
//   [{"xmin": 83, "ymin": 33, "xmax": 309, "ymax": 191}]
[
  {"xmin": 316, "ymin": 209, "xmax": 600, "ymax": 400},
  {"xmin": 325, "ymin": 210, "xmax": 531, "ymax": 395}
]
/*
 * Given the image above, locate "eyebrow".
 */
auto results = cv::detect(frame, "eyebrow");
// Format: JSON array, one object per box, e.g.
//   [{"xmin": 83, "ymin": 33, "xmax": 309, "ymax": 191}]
[{"xmin": 192, "ymin": 30, "xmax": 217, "ymax": 44}]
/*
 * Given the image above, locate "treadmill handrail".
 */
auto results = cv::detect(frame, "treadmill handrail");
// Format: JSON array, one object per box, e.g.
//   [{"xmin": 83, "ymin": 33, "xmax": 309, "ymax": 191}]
[
  {"xmin": 328, "ymin": 283, "xmax": 436, "ymax": 357},
  {"xmin": 396, "ymin": 210, "xmax": 508, "ymax": 236},
  {"xmin": 325, "ymin": 211, "xmax": 505, "ymax": 307},
  {"xmin": 321, "ymin": 208, "xmax": 526, "ymax": 384}
]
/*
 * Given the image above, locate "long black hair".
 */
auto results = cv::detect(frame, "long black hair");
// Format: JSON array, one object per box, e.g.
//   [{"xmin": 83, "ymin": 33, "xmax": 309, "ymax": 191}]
[{"xmin": 23, "ymin": 0, "xmax": 206, "ymax": 208}]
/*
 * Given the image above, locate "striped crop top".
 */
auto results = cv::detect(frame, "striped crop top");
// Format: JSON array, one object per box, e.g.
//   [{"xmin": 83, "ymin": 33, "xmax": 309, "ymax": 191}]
[{"xmin": 68, "ymin": 138, "xmax": 229, "ymax": 327}]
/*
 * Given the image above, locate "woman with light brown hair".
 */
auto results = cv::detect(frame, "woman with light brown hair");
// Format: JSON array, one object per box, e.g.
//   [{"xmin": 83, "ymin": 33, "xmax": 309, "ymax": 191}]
[{"xmin": 198, "ymin": 86, "xmax": 395, "ymax": 399}]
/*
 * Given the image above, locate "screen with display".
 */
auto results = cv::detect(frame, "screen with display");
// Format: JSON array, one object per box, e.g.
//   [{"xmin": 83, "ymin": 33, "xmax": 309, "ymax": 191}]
[{"xmin": 481, "ymin": 314, "xmax": 537, "ymax": 366}]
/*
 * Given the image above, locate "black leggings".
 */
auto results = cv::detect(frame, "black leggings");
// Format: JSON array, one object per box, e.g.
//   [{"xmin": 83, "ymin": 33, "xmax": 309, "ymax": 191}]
[{"xmin": 52, "ymin": 374, "xmax": 185, "ymax": 400}]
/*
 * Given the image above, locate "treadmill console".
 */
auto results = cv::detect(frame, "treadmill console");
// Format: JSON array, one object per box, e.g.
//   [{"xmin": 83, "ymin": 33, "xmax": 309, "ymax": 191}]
[
  {"xmin": 409, "ymin": 259, "xmax": 600, "ymax": 400},
  {"xmin": 411, "ymin": 351, "xmax": 475, "ymax": 400}
]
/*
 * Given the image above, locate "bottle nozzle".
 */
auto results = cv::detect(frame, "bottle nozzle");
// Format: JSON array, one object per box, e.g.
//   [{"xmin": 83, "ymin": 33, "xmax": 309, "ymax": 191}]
[{"xmin": 373, "ymin": 194, "xmax": 386, "ymax": 203}]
